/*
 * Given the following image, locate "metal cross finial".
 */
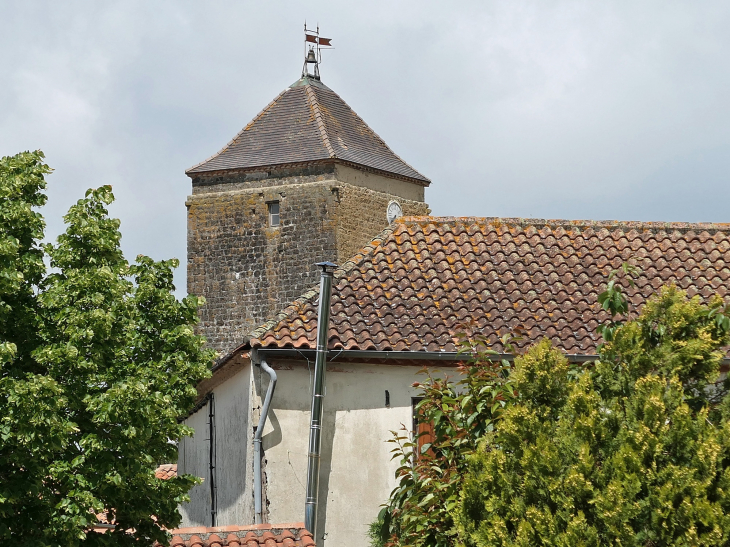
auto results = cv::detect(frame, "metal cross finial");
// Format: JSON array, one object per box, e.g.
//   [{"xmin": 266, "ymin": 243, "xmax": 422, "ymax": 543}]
[{"xmin": 302, "ymin": 22, "xmax": 333, "ymax": 80}]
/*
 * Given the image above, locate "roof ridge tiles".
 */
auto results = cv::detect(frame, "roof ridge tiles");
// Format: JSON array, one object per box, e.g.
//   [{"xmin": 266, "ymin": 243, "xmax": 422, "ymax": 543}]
[
  {"xmin": 249, "ymin": 224, "xmax": 396, "ymax": 343},
  {"xmin": 395, "ymin": 216, "xmax": 730, "ymax": 234},
  {"xmin": 304, "ymin": 84, "xmax": 336, "ymax": 158}
]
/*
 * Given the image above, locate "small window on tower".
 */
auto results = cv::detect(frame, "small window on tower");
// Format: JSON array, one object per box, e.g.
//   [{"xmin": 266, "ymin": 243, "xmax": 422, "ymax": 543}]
[{"xmin": 268, "ymin": 202, "xmax": 280, "ymax": 227}]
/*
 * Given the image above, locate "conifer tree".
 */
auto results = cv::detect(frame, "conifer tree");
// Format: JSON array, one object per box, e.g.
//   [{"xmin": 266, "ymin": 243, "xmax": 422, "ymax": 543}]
[{"xmin": 456, "ymin": 286, "xmax": 730, "ymax": 546}]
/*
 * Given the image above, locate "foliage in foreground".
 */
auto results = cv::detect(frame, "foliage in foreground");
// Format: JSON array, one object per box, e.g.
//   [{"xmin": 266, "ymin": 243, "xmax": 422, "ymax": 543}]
[
  {"xmin": 371, "ymin": 329, "xmax": 519, "ymax": 547},
  {"xmin": 0, "ymin": 151, "xmax": 214, "ymax": 546},
  {"xmin": 457, "ymin": 286, "xmax": 730, "ymax": 546}
]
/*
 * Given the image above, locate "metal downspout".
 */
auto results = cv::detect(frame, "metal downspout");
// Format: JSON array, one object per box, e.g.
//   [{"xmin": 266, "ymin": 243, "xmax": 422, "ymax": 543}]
[
  {"xmin": 254, "ymin": 358, "xmax": 277, "ymax": 524},
  {"xmin": 304, "ymin": 262, "xmax": 337, "ymax": 539},
  {"xmin": 208, "ymin": 393, "xmax": 217, "ymax": 527}
]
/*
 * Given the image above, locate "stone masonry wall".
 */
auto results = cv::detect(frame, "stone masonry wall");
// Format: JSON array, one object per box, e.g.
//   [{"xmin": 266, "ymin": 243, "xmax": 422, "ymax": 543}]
[
  {"xmin": 187, "ymin": 180, "xmax": 339, "ymax": 354},
  {"xmin": 335, "ymin": 184, "xmax": 430, "ymax": 263}
]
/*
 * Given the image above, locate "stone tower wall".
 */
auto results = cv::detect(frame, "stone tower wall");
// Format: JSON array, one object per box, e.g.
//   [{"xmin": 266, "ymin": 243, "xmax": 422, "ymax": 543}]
[
  {"xmin": 187, "ymin": 166, "xmax": 429, "ymax": 355},
  {"xmin": 335, "ymin": 184, "xmax": 430, "ymax": 263},
  {"xmin": 187, "ymin": 173, "xmax": 337, "ymax": 354}
]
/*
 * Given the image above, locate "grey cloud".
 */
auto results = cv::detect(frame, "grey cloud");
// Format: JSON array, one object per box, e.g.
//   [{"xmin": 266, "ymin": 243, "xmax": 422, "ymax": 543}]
[{"xmin": 1, "ymin": 1, "xmax": 729, "ymax": 295}]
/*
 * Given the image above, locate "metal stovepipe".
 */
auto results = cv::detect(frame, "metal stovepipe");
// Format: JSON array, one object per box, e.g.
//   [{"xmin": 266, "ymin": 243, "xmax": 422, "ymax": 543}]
[{"xmin": 304, "ymin": 261, "xmax": 336, "ymax": 540}]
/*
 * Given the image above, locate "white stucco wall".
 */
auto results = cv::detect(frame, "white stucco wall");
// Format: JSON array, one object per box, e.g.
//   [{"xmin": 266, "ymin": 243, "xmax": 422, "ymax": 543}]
[
  {"xmin": 179, "ymin": 363, "xmax": 254, "ymax": 528},
  {"xmin": 178, "ymin": 404, "xmax": 210, "ymax": 526},
  {"xmin": 178, "ymin": 357, "xmax": 445, "ymax": 547},
  {"xmin": 257, "ymin": 360, "xmax": 430, "ymax": 547},
  {"xmin": 214, "ymin": 366, "xmax": 255, "ymax": 525}
]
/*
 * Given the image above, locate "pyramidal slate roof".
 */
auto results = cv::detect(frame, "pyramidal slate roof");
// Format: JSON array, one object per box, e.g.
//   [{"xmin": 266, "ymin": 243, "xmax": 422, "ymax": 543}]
[{"xmin": 187, "ymin": 76, "xmax": 430, "ymax": 184}]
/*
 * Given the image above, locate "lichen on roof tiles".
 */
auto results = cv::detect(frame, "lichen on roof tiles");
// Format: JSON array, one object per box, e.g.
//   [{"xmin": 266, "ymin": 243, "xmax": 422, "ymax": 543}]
[{"xmin": 250, "ymin": 216, "xmax": 730, "ymax": 356}]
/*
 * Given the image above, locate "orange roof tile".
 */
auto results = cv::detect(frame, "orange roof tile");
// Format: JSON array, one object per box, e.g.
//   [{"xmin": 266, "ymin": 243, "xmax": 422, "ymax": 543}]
[
  {"xmin": 164, "ymin": 524, "xmax": 312, "ymax": 547},
  {"xmin": 155, "ymin": 463, "xmax": 177, "ymax": 480},
  {"xmin": 251, "ymin": 216, "xmax": 730, "ymax": 355}
]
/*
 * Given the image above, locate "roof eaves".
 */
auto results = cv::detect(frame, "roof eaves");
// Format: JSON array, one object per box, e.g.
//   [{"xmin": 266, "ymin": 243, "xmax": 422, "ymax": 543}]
[
  {"xmin": 187, "ymin": 160, "xmax": 338, "ymax": 181},
  {"xmin": 335, "ymin": 158, "xmax": 431, "ymax": 186},
  {"xmin": 212, "ymin": 340, "xmax": 250, "ymax": 372},
  {"xmin": 185, "ymin": 87, "xmax": 290, "ymax": 176},
  {"xmin": 190, "ymin": 158, "xmax": 430, "ymax": 186}
]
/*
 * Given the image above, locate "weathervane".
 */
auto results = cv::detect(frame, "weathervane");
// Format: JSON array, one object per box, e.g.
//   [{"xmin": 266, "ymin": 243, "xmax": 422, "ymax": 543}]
[{"xmin": 302, "ymin": 22, "xmax": 333, "ymax": 80}]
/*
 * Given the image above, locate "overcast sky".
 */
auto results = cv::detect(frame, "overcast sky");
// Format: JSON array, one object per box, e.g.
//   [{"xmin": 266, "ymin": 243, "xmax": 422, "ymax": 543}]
[{"xmin": 2, "ymin": 1, "xmax": 730, "ymax": 294}]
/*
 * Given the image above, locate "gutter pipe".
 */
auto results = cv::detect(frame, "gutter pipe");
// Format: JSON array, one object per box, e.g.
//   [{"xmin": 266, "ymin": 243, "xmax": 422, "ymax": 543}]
[
  {"xmin": 253, "ymin": 358, "xmax": 277, "ymax": 524},
  {"xmin": 253, "ymin": 348, "xmax": 730, "ymax": 366},
  {"xmin": 255, "ymin": 348, "xmax": 599, "ymax": 363},
  {"xmin": 304, "ymin": 262, "xmax": 337, "ymax": 539}
]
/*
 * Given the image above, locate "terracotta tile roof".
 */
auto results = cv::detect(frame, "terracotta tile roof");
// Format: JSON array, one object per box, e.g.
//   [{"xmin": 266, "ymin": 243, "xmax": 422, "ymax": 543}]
[
  {"xmin": 187, "ymin": 76, "xmax": 429, "ymax": 185},
  {"xmin": 165, "ymin": 523, "xmax": 313, "ymax": 547},
  {"xmin": 155, "ymin": 463, "xmax": 177, "ymax": 480},
  {"xmin": 251, "ymin": 216, "xmax": 730, "ymax": 355}
]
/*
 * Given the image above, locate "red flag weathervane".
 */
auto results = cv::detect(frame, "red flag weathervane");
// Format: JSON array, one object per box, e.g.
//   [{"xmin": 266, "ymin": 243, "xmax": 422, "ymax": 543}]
[{"xmin": 302, "ymin": 22, "xmax": 333, "ymax": 80}]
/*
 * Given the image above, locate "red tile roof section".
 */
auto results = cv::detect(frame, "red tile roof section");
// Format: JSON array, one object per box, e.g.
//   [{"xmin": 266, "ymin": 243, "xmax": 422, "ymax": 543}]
[
  {"xmin": 251, "ymin": 216, "xmax": 730, "ymax": 355},
  {"xmin": 165, "ymin": 523, "xmax": 313, "ymax": 547},
  {"xmin": 155, "ymin": 463, "xmax": 177, "ymax": 480}
]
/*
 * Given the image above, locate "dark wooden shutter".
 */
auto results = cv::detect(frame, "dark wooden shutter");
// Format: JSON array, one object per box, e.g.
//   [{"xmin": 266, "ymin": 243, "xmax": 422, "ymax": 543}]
[
  {"xmin": 412, "ymin": 397, "xmax": 435, "ymax": 459},
  {"xmin": 416, "ymin": 420, "xmax": 435, "ymax": 457}
]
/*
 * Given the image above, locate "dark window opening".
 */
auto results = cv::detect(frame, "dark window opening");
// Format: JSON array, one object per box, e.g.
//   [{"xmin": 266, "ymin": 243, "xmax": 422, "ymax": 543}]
[{"xmin": 268, "ymin": 201, "xmax": 280, "ymax": 227}]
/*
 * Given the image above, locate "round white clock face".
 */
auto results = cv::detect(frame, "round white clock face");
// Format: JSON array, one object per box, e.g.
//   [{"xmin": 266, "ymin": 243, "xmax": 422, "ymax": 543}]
[{"xmin": 387, "ymin": 201, "xmax": 403, "ymax": 224}]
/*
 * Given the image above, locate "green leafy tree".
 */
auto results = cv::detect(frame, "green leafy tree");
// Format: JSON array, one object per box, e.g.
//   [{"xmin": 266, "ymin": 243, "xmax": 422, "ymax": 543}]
[
  {"xmin": 371, "ymin": 328, "xmax": 519, "ymax": 547},
  {"xmin": 0, "ymin": 151, "xmax": 214, "ymax": 546},
  {"xmin": 456, "ymin": 285, "xmax": 730, "ymax": 546}
]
